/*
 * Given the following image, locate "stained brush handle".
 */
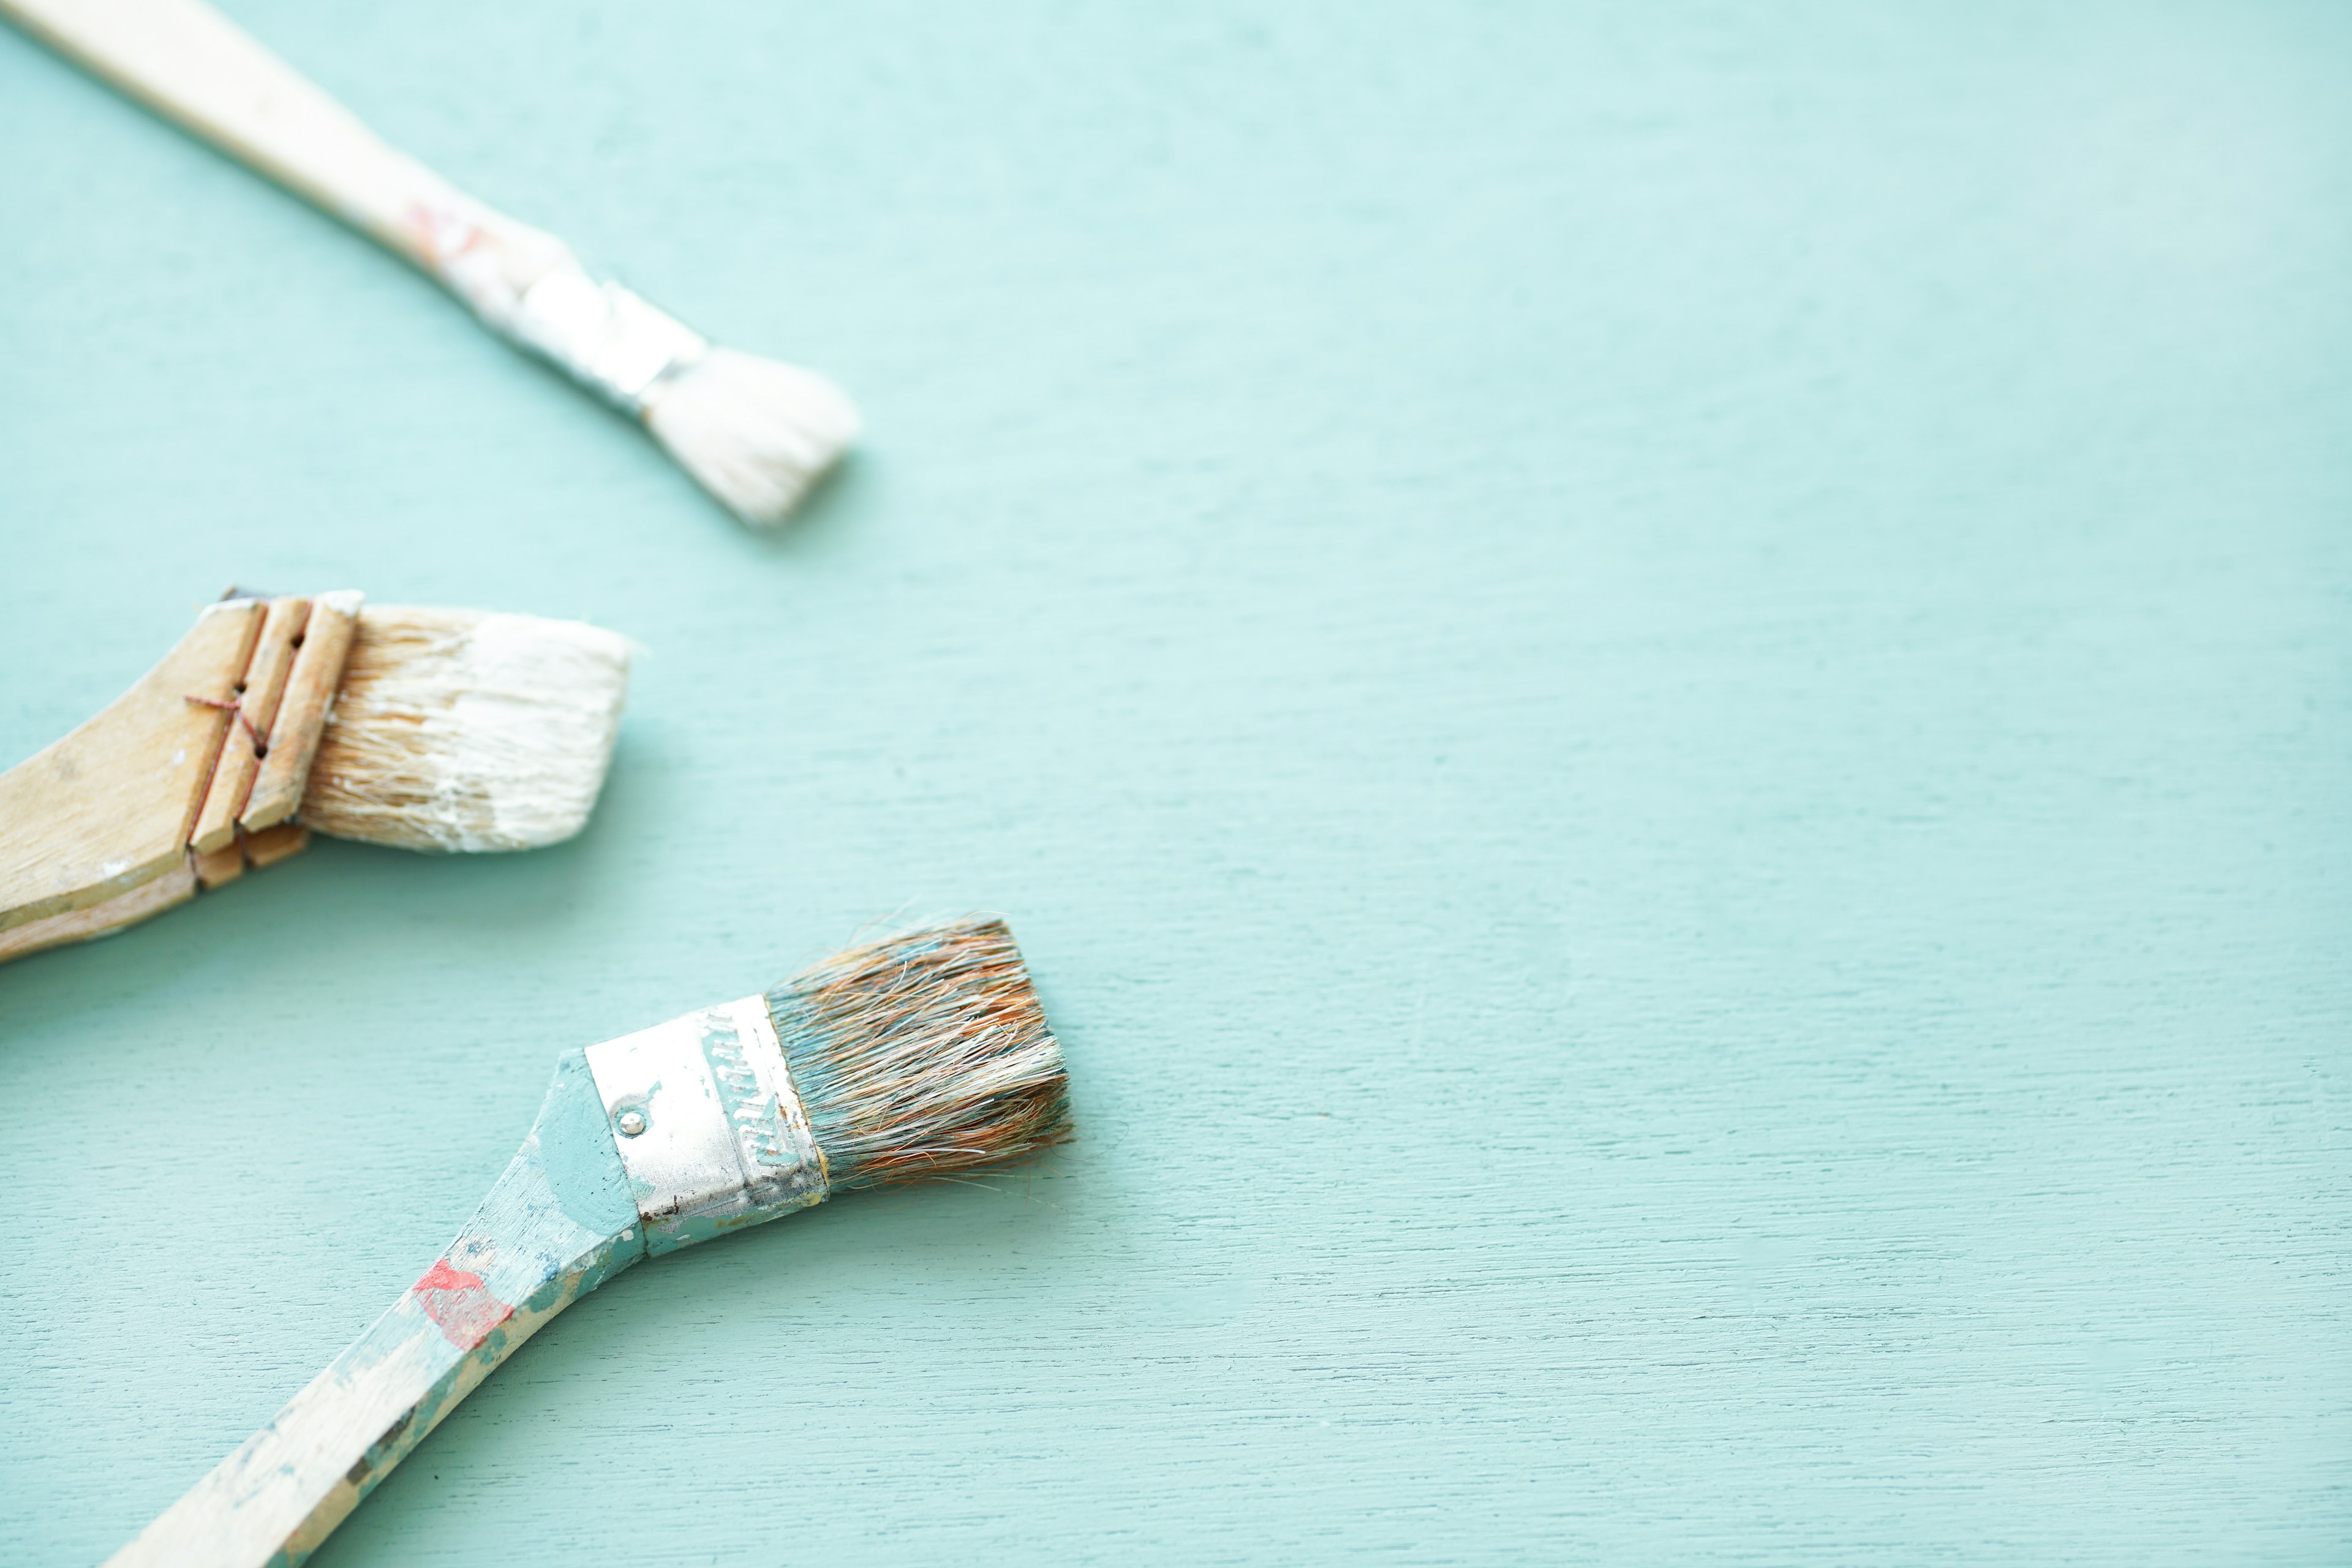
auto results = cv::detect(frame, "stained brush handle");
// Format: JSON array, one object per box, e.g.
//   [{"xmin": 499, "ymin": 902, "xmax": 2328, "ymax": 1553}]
[
  {"xmin": 0, "ymin": 0, "xmax": 565, "ymax": 300},
  {"xmin": 108, "ymin": 1057, "xmax": 643, "ymax": 1568},
  {"xmin": 0, "ymin": 599, "xmax": 258, "ymax": 964},
  {"xmin": 0, "ymin": 592, "xmax": 358, "ymax": 967},
  {"xmin": 108, "ymin": 1282, "xmax": 548, "ymax": 1568}
]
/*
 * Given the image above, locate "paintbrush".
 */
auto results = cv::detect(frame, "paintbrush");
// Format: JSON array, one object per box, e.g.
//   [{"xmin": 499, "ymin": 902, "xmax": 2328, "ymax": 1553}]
[
  {"xmin": 1, "ymin": 0, "xmax": 859, "ymax": 527},
  {"xmin": 104, "ymin": 915, "xmax": 1070, "ymax": 1568},
  {"xmin": 0, "ymin": 589, "xmax": 631, "ymax": 964}
]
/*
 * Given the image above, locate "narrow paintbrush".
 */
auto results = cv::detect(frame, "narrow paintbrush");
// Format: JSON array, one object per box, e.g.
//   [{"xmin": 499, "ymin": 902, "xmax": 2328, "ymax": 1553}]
[
  {"xmin": 105, "ymin": 916, "xmax": 1071, "ymax": 1568},
  {"xmin": 1, "ymin": 0, "xmax": 859, "ymax": 526},
  {"xmin": 0, "ymin": 589, "xmax": 630, "ymax": 963}
]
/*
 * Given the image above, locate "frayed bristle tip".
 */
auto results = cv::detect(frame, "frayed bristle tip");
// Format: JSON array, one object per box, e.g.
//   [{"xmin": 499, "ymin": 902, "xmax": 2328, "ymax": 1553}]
[
  {"xmin": 770, "ymin": 916, "xmax": 1071, "ymax": 1188},
  {"xmin": 644, "ymin": 348, "xmax": 860, "ymax": 527},
  {"xmin": 299, "ymin": 606, "xmax": 631, "ymax": 854}
]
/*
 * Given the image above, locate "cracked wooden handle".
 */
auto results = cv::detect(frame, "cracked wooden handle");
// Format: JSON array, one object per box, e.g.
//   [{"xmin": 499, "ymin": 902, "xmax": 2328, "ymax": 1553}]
[{"xmin": 0, "ymin": 590, "xmax": 361, "ymax": 964}]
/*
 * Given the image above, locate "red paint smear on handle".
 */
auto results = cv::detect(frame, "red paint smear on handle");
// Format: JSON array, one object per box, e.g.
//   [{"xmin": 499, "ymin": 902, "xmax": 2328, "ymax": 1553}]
[{"xmin": 412, "ymin": 1257, "xmax": 513, "ymax": 1350}]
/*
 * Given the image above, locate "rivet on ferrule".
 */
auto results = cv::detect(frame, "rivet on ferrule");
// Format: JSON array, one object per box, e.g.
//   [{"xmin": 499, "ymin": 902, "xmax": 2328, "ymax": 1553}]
[{"xmin": 581, "ymin": 995, "xmax": 827, "ymax": 1255}]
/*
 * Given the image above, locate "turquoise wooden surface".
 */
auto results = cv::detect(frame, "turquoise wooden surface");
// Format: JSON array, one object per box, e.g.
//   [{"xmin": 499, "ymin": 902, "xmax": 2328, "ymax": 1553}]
[{"xmin": 2, "ymin": 1, "xmax": 2348, "ymax": 1562}]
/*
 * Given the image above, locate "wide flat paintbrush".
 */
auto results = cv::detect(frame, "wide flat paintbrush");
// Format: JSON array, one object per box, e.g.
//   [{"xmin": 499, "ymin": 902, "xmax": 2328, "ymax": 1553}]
[
  {"xmin": 1, "ymin": 0, "xmax": 859, "ymax": 526},
  {"xmin": 105, "ymin": 915, "xmax": 1071, "ymax": 1568},
  {"xmin": 0, "ymin": 589, "xmax": 630, "ymax": 964}
]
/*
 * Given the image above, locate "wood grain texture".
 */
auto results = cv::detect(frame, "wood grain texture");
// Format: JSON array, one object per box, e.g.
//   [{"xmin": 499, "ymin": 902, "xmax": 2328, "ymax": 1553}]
[
  {"xmin": 0, "ymin": 0, "xmax": 466, "ymax": 262},
  {"xmin": 241, "ymin": 820, "xmax": 309, "ymax": 869},
  {"xmin": 0, "ymin": 861, "xmax": 199, "ymax": 962},
  {"xmin": 191, "ymin": 841, "xmax": 244, "ymax": 889},
  {"xmin": 190, "ymin": 593, "xmax": 309, "ymax": 854},
  {"xmin": 241, "ymin": 589, "xmax": 358, "ymax": 832},
  {"xmin": 0, "ymin": 598, "xmax": 258, "ymax": 928},
  {"xmin": 1, "ymin": 1, "xmax": 2347, "ymax": 1564}
]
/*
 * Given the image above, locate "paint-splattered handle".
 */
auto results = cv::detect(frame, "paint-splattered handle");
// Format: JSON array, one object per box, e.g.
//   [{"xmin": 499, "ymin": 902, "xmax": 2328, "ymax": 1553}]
[
  {"xmin": 105, "ymin": 1060, "xmax": 646, "ymax": 1567},
  {"xmin": 104, "ymin": 1285, "xmax": 496, "ymax": 1566}
]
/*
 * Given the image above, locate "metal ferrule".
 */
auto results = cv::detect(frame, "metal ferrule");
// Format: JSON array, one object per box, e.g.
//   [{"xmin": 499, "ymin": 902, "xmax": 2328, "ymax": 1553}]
[
  {"xmin": 583, "ymin": 995, "xmax": 829, "ymax": 1255},
  {"xmin": 499, "ymin": 261, "xmax": 710, "ymax": 415}
]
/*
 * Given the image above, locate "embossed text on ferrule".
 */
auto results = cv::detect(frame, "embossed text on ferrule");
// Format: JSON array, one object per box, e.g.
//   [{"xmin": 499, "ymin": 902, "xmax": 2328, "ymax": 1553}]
[{"xmin": 581, "ymin": 995, "xmax": 826, "ymax": 1254}]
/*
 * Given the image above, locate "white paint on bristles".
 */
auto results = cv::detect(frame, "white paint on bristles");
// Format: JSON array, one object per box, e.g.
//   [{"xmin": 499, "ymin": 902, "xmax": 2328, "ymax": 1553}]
[
  {"xmin": 641, "ymin": 347, "xmax": 862, "ymax": 529},
  {"xmin": 445, "ymin": 237, "xmax": 861, "ymax": 528},
  {"xmin": 0, "ymin": 0, "xmax": 856, "ymax": 529},
  {"xmin": 297, "ymin": 606, "xmax": 631, "ymax": 853}
]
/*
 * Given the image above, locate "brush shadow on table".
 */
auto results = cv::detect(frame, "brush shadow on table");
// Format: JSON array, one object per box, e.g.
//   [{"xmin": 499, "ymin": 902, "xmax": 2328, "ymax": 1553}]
[{"xmin": 0, "ymin": 801, "xmax": 624, "ymax": 1032}]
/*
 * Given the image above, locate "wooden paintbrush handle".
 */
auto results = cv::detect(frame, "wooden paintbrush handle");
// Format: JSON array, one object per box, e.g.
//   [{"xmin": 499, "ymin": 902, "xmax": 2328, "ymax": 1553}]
[
  {"xmin": 188, "ymin": 594, "xmax": 309, "ymax": 854},
  {"xmin": 108, "ymin": 1264, "xmax": 588, "ymax": 1568},
  {"xmin": 0, "ymin": 598, "xmax": 260, "ymax": 958},
  {"xmin": 239, "ymin": 590, "xmax": 360, "ymax": 831},
  {"xmin": 0, "ymin": 0, "xmax": 568, "ymax": 303},
  {"xmin": 108, "ymin": 1055, "xmax": 642, "ymax": 1568},
  {"xmin": 0, "ymin": 591, "xmax": 361, "ymax": 965},
  {"xmin": 1, "ymin": 0, "xmax": 448, "ymax": 262}
]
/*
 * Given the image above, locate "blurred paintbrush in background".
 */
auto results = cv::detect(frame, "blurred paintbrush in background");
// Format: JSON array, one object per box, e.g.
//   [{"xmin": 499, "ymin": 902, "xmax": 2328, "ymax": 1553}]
[{"xmin": 1, "ymin": 0, "xmax": 859, "ymax": 526}]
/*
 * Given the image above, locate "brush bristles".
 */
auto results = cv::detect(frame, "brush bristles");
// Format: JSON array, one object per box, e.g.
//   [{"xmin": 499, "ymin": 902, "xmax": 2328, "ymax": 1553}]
[
  {"xmin": 643, "ymin": 348, "xmax": 860, "ymax": 527},
  {"xmin": 769, "ymin": 916, "xmax": 1071, "ymax": 1188},
  {"xmin": 298, "ymin": 607, "xmax": 631, "ymax": 853}
]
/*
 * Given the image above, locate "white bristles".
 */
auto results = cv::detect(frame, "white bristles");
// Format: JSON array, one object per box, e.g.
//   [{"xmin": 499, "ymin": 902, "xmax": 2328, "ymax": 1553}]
[
  {"xmin": 297, "ymin": 607, "xmax": 631, "ymax": 853},
  {"xmin": 442, "ymin": 246, "xmax": 859, "ymax": 529},
  {"xmin": 641, "ymin": 348, "xmax": 862, "ymax": 528},
  {"xmin": 2, "ymin": 0, "xmax": 861, "ymax": 531}
]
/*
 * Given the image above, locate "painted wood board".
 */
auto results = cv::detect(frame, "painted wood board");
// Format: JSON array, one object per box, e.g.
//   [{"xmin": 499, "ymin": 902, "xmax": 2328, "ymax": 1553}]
[{"xmin": 1, "ymin": 1, "xmax": 2346, "ymax": 1562}]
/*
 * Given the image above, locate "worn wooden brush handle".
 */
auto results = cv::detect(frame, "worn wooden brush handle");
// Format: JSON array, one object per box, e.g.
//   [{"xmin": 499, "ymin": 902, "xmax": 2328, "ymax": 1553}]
[
  {"xmin": 189, "ymin": 594, "xmax": 307, "ymax": 854},
  {"xmin": 0, "ymin": 592, "xmax": 360, "ymax": 964},
  {"xmin": 241, "ymin": 589, "xmax": 360, "ymax": 832},
  {"xmin": 0, "ymin": 0, "xmax": 563, "ymax": 293},
  {"xmin": 1, "ymin": 0, "xmax": 448, "ymax": 262},
  {"xmin": 108, "ymin": 1055, "xmax": 642, "ymax": 1568},
  {"xmin": 0, "ymin": 598, "xmax": 260, "ymax": 957}
]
